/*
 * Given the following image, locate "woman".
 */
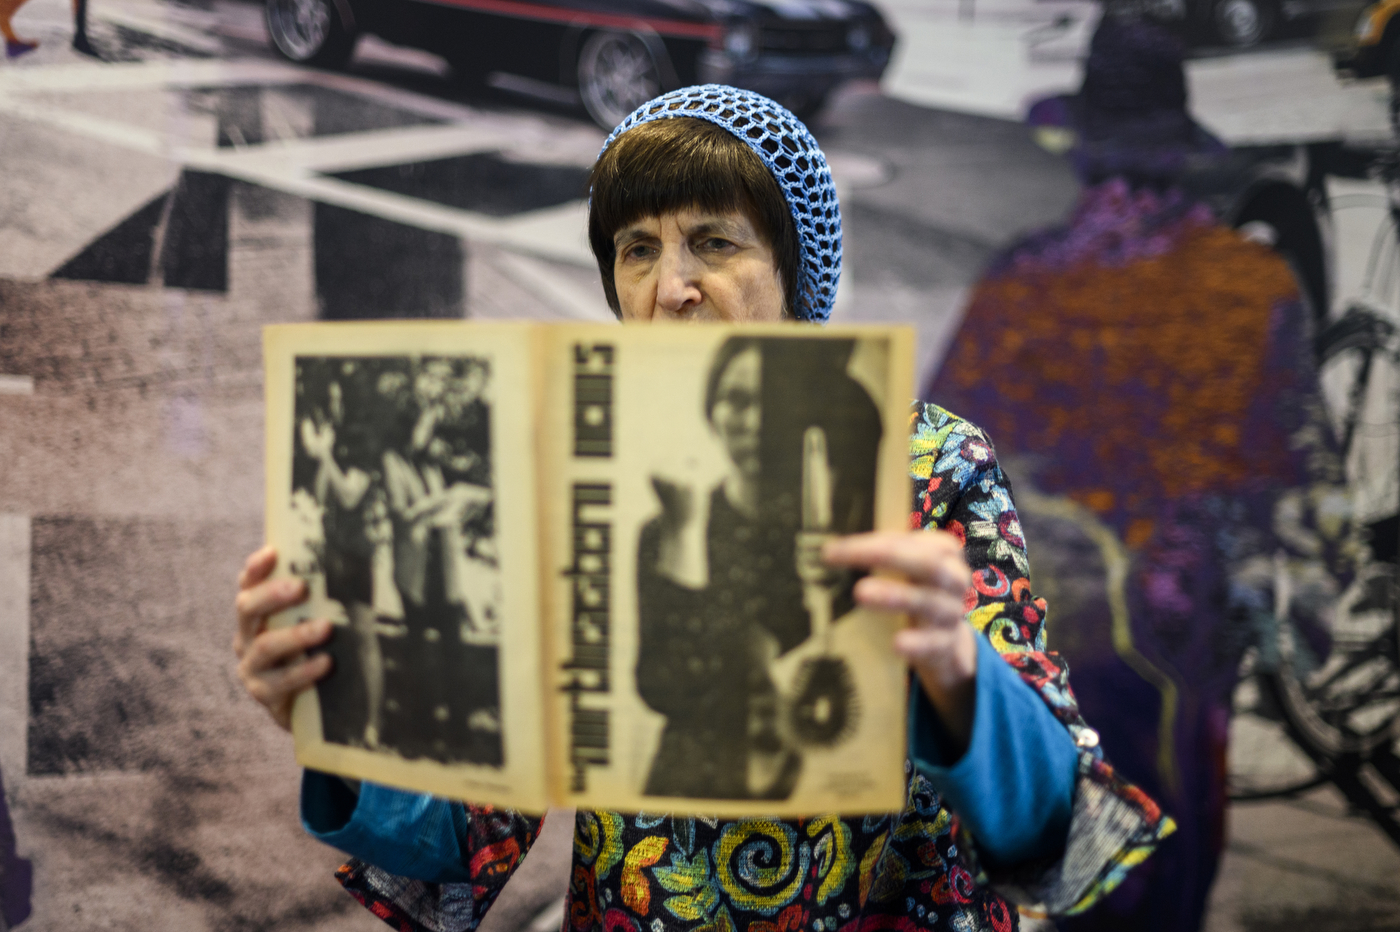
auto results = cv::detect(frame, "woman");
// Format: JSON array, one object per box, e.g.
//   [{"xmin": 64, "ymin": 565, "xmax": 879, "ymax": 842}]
[
  {"xmin": 294, "ymin": 359, "xmax": 382, "ymax": 750},
  {"xmin": 378, "ymin": 357, "xmax": 499, "ymax": 766},
  {"xmin": 234, "ymin": 86, "xmax": 1171, "ymax": 931}
]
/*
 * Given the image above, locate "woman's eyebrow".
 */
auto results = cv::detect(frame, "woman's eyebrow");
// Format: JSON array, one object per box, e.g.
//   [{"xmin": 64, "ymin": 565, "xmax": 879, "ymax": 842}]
[
  {"xmin": 686, "ymin": 219, "xmax": 748, "ymax": 240},
  {"xmin": 613, "ymin": 225, "xmax": 654, "ymax": 246}
]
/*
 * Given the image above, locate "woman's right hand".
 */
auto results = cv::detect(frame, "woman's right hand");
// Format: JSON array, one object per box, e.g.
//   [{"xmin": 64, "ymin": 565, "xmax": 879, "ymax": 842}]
[{"xmin": 234, "ymin": 545, "xmax": 332, "ymax": 731}]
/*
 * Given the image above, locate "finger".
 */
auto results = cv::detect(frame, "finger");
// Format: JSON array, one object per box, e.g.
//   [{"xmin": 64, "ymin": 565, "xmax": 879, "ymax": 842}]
[
  {"xmin": 825, "ymin": 532, "xmax": 970, "ymax": 591},
  {"xmin": 853, "ymin": 576, "xmax": 966, "ymax": 626},
  {"xmin": 235, "ymin": 577, "xmax": 309, "ymax": 650},
  {"xmin": 246, "ymin": 654, "xmax": 332, "ymax": 726},
  {"xmin": 239, "ymin": 618, "xmax": 331, "ymax": 676},
  {"xmin": 824, "ymin": 530, "xmax": 964, "ymax": 571},
  {"xmin": 237, "ymin": 545, "xmax": 278, "ymax": 590},
  {"xmin": 892, "ymin": 625, "xmax": 968, "ymax": 665},
  {"xmin": 236, "ymin": 575, "xmax": 307, "ymax": 623},
  {"xmin": 892, "ymin": 626, "xmax": 978, "ymax": 690},
  {"xmin": 244, "ymin": 653, "xmax": 330, "ymax": 708}
]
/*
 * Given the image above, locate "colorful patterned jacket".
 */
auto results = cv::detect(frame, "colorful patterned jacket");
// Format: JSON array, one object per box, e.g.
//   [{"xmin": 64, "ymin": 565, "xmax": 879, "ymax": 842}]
[{"xmin": 331, "ymin": 402, "xmax": 1174, "ymax": 932}]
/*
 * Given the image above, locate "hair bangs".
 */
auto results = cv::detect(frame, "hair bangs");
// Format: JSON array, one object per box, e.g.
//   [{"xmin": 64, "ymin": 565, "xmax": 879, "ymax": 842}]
[{"xmin": 593, "ymin": 122, "xmax": 757, "ymax": 242}]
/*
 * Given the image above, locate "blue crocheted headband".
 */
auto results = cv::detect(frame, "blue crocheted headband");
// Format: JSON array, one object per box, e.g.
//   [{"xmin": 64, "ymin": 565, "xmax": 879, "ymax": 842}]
[{"xmin": 600, "ymin": 85, "xmax": 842, "ymax": 323}]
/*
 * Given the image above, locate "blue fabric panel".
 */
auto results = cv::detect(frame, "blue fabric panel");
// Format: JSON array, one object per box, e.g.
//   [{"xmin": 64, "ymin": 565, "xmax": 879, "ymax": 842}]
[
  {"xmin": 302, "ymin": 771, "xmax": 473, "ymax": 884},
  {"xmin": 908, "ymin": 633, "xmax": 1078, "ymax": 866}
]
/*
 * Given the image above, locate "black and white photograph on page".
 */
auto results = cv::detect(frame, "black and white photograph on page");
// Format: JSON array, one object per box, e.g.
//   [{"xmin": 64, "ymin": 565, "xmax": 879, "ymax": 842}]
[
  {"xmin": 291, "ymin": 354, "xmax": 504, "ymax": 768},
  {"xmin": 634, "ymin": 336, "xmax": 887, "ymax": 800}
]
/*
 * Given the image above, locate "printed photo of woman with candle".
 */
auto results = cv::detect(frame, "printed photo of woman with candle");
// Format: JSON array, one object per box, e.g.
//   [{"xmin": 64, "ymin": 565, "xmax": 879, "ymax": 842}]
[{"xmin": 633, "ymin": 336, "xmax": 884, "ymax": 800}]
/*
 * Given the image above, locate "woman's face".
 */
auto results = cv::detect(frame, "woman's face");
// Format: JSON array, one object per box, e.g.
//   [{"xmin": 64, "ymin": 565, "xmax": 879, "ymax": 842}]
[
  {"xmin": 414, "ymin": 360, "xmax": 452, "ymax": 406},
  {"xmin": 710, "ymin": 346, "xmax": 762, "ymax": 477},
  {"xmin": 612, "ymin": 208, "xmax": 786, "ymax": 322}
]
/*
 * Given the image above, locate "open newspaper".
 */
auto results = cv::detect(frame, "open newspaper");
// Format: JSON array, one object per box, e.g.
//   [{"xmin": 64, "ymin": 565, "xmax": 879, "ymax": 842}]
[{"xmin": 264, "ymin": 321, "xmax": 914, "ymax": 816}]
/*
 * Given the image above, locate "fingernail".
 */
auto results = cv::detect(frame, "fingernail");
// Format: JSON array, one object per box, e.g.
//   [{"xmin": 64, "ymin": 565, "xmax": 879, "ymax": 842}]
[{"xmin": 283, "ymin": 578, "xmax": 305, "ymax": 597}]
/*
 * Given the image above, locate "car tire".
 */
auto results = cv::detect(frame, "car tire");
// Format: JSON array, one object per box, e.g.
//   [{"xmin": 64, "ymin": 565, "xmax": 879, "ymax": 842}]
[
  {"xmin": 266, "ymin": 0, "xmax": 358, "ymax": 69},
  {"xmin": 1207, "ymin": 0, "xmax": 1275, "ymax": 47},
  {"xmin": 577, "ymin": 30, "xmax": 663, "ymax": 131}
]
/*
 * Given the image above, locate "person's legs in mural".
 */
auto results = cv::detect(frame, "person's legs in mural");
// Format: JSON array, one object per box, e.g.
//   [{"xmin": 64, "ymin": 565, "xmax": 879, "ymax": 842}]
[
  {"xmin": 0, "ymin": 0, "xmax": 37, "ymax": 57},
  {"xmin": 71, "ymin": 0, "xmax": 95, "ymax": 57},
  {"xmin": 0, "ymin": 765, "xmax": 33, "ymax": 930}
]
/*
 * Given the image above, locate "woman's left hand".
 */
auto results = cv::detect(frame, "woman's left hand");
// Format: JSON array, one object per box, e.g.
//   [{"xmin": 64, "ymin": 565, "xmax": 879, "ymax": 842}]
[{"xmin": 823, "ymin": 530, "xmax": 978, "ymax": 755}]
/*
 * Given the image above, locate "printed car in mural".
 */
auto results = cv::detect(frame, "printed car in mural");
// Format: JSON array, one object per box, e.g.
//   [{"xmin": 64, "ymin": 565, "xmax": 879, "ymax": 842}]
[{"xmin": 264, "ymin": 0, "xmax": 897, "ymax": 128}]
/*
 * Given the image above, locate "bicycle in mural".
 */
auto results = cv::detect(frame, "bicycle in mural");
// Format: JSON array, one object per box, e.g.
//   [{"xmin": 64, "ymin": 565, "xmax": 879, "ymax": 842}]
[{"xmin": 1222, "ymin": 140, "xmax": 1400, "ymax": 846}]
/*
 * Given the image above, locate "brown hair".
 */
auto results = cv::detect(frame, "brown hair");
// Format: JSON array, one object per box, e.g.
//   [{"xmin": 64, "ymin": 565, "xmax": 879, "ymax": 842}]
[{"xmin": 588, "ymin": 117, "xmax": 800, "ymax": 318}]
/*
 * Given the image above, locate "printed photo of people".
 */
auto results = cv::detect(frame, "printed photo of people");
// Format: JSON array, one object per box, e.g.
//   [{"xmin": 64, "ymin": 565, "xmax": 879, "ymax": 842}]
[
  {"xmin": 291, "ymin": 354, "xmax": 503, "ymax": 768},
  {"xmin": 634, "ymin": 336, "xmax": 886, "ymax": 800}
]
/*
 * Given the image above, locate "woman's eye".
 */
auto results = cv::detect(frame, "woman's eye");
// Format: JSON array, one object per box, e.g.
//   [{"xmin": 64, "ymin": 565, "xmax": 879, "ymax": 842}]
[
  {"xmin": 703, "ymin": 238, "xmax": 733, "ymax": 251},
  {"xmin": 624, "ymin": 243, "xmax": 653, "ymax": 260}
]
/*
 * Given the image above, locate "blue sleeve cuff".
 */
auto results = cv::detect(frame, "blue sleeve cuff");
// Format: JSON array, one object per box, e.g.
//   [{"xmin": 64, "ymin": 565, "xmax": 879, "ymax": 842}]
[
  {"xmin": 301, "ymin": 770, "xmax": 473, "ymax": 883},
  {"xmin": 908, "ymin": 634, "xmax": 1077, "ymax": 866}
]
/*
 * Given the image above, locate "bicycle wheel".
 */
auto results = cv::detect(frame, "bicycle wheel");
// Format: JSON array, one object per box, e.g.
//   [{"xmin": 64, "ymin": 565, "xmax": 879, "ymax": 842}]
[
  {"xmin": 1270, "ymin": 563, "xmax": 1400, "ymax": 758},
  {"xmin": 1318, "ymin": 189, "xmax": 1400, "ymax": 507},
  {"xmin": 1228, "ymin": 646, "xmax": 1326, "ymax": 800},
  {"xmin": 1273, "ymin": 182, "xmax": 1400, "ymax": 763}
]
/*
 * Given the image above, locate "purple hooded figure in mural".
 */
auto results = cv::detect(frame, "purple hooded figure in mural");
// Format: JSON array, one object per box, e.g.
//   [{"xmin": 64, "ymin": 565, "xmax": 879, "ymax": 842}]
[
  {"xmin": 924, "ymin": 15, "xmax": 1359, "ymax": 932},
  {"xmin": 924, "ymin": 12, "xmax": 1360, "ymax": 929}
]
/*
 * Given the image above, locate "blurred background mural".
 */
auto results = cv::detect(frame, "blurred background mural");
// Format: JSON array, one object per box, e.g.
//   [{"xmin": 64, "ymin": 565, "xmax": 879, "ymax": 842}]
[{"xmin": 1, "ymin": 0, "xmax": 1400, "ymax": 930}]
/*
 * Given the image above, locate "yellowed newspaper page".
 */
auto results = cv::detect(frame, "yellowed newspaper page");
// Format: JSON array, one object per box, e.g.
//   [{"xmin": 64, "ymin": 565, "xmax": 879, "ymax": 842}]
[
  {"xmin": 541, "ymin": 323, "xmax": 914, "ymax": 816},
  {"xmin": 264, "ymin": 321, "xmax": 549, "ymax": 812}
]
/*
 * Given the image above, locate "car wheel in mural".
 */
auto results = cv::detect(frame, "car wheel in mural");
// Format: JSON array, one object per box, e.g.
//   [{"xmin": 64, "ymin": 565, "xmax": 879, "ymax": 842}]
[
  {"xmin": 266, "ymin": 0, "xmax": 359, "ymax": 68},
  {"xmin": 577, "ymin": 30, "xmax": 663, "ymax": 131},
  {"xmin": 1206, "ymin": 0, "xmax": 1277, "ymax": 46}
]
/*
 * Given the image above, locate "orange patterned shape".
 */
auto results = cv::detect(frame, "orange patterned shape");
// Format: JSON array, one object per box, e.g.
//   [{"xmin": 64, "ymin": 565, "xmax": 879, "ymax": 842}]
[{"xmin": 620, "ymin": 836, "xmax": 669, "ymax": 916}]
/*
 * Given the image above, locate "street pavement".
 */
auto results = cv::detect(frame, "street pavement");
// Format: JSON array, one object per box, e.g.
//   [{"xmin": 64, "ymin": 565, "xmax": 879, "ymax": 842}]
[{"xmin": 1, "ymin": 1, "xmax": 1399, "ymax": 930}]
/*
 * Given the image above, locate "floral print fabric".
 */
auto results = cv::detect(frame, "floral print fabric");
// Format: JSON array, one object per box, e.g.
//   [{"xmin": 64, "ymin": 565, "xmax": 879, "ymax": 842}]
[{"xmin": 334, "ymin": 404, "xmax": 1172, "ymax": 932}]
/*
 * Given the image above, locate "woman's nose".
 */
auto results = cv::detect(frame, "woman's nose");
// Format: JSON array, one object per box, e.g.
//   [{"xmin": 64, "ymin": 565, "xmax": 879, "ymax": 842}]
[{"xmin": 655, "ymin": 248, "xmax": 703, "ymax": 317}]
